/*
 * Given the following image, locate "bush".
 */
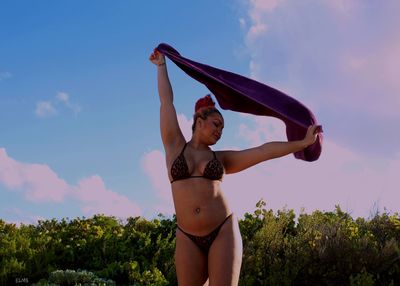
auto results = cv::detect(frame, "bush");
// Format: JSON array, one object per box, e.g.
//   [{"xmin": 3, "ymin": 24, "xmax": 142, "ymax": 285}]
[
  {"xmin": 1, "ymin": 203, "xmax": 399, "ymax": 285},
  {"xmin": 47, "ymin": 269, "xmax": 115, "ymax": 286},
  {"xmin": 239, "ymin": 200, "xmax": 400, "ymax": 285}
]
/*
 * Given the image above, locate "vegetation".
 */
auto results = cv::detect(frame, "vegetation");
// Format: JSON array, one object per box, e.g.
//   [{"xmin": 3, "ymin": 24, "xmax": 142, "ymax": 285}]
[{"xmin": 1, "ymin": 201, "xmax": 399, "ymax": 285}]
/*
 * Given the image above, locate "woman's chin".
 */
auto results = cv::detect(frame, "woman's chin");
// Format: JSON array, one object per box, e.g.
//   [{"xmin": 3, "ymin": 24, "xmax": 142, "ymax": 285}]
[{"xmin": 210, "ymin": 138, "xmax": 219, "ymax": 145}]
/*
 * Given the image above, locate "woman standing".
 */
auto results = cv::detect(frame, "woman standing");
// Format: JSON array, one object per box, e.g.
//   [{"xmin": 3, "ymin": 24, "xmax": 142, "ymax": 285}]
[{"xmin": 150, "ymin": 48, "xmax": 320, "ymax": 286}]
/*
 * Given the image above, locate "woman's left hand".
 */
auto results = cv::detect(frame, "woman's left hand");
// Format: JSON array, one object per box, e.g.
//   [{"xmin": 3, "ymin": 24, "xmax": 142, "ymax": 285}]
[{"xmin": 303, "ymin": 125, "xmax": 322, "ymax": 148}]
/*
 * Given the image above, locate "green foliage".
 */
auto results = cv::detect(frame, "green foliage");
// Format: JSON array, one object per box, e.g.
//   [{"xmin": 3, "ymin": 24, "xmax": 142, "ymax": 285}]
[
  {"xmin": 239, "ymin": 201, "xmax": 400, "ymax": 285},
  {"xmin": 349, "ymin": 268, "xmax": 375, "ymax": 286},
  {"xmin": 1, "ymin": 204, "xmax": 399, "ymax": 285},
  {"xmin": 46, "ymin": 269, "xmax": 115, "ymax": 286}
]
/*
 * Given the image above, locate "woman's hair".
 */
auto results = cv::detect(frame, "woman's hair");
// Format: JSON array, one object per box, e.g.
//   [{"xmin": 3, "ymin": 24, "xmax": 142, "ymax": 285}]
[{"xmin": 192, "ymin": 94, "xmax": 222, "ymax": 132}]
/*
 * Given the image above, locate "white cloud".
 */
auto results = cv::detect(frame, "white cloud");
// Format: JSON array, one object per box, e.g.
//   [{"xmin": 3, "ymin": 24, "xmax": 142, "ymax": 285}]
[
  {"xmin": 56, "ymin": 91, "xmax": 69, "ymax": 103},
  {"xmin": 177, "ymin": 113, "xmax": 193, "ymax": 141},
  {"xmin": 35, "ymin": 101, "xmax": 57, "ymax": 118},
  {"xmin": 245, "ymin": 0, "xmax": 281, "ymax": 43},
  {"xmin": 237, "ymin": 114, "xmax": 286, "ymax": 146},
  {"xmin": 56, "ymin": 91, "xmax": 82, "ymax": 115},
  {"xmin": 35, "ymin": 92, "xmax": 81, "ymax": 118}
]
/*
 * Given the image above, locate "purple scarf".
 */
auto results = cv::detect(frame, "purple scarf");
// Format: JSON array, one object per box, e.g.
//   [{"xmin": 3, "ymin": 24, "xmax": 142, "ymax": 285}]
[{"xmin": 157, "ymin": 43, "xmax": 323, "ymax": 162}]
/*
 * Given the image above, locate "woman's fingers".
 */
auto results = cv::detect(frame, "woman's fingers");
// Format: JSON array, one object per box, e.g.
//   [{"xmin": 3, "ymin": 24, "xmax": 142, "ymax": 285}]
[
  {"xmin": 313, "ymin": 125, "xmax": 323, "ymax": 134},
  {"xmin": 149, "ymin": 51, "xmax": 160, "ymax": 60},
  {"xmin": 153, "ymin": 49, "xmax": 160, "ymax": 58},
  {"xmin": 149, "ymin": 52, "xmax": 159, "ymax": 62},
  {"xmin": 303, "ymin": 125, "xmax": 322, "ymax": 147}
]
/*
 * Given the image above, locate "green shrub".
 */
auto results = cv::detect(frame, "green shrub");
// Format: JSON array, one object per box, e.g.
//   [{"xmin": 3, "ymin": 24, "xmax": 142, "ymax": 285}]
[
  {"xmin": 1, "ymin": 203, "xmax": 399, "ymax": 285},
  {"xmin": 47, "ymin": 269, "xmax": 115, "ymax": 286}
]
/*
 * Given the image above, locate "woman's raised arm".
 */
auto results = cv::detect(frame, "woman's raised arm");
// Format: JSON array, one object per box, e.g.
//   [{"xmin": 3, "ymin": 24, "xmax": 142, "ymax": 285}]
[{"xmin": 149, "ymin": 49, "xmax": 185, "ymax": 153}]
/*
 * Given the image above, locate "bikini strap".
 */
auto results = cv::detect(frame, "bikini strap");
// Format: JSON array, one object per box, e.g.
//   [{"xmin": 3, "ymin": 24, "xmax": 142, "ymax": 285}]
[{"xmin": 180, "ymin": 142, "xmax": 188, "ymax": 155}]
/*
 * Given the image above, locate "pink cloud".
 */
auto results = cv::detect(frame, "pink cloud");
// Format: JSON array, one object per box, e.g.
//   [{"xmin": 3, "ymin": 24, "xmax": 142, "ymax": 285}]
[
  {"xmin": 0, "ymin": 148, "xmax": 68, "ymax": 202},
  {"xmin": 141, "ymin": 99, "xmax": 399, "ymax": 219},
  {"xmin": 243, "ymin": 0, "xmax": 400, "ymax": 117},
  {"xmin": 139, "ymin": 113, "xmax": 195, "ymax": 215},
  {"xmin": 342, "ymin": 39, "xmax": 400, "ymax": 117},
  {"xmin": 325, "ymin": 0, "xmax": 359, "ymax": 14},
  {"xmin": 141, "ymin": 150, "xmax": 174, "ymax": 215},
  {"xmin": 141, "ymin": 112, "xmax": 399, "ymax": 219},
  {"xmin": 223, "ymin": 135, "xmax": 399, "ymax": 219},
  {"xmin": 250, "ymin": 0, "xmax": 281, "ymax": 11},
  {"xmin": 0, "ymin": 148, "xmax": 141, "ymax": 217},
  {"xmin": 72, "ymin": 175, "xmax": 141, "ymax": 217}
]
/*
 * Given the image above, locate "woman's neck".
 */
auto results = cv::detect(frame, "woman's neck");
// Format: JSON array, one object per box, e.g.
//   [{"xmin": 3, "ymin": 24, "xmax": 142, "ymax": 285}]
[{"xmin": 188, "ymin": 136, "xmax": 209, "ymax": 151}]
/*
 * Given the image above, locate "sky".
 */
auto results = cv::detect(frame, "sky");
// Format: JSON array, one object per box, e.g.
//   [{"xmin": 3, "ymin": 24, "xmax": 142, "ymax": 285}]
[{"xmin": 1, "ymin": 0, "xmax": 399, "ymax": 225}]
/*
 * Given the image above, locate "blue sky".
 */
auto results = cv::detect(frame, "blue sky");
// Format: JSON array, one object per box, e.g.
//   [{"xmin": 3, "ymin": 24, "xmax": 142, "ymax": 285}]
[{"xmin": 1, "ymin": 0, "xmax": 399, "ymax": 224}]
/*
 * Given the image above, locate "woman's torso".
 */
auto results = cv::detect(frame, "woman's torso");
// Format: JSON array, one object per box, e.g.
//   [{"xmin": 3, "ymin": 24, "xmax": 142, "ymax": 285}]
[{"xmin": 167, "ymin": 144, "xmax": 230, "ymax": 236}]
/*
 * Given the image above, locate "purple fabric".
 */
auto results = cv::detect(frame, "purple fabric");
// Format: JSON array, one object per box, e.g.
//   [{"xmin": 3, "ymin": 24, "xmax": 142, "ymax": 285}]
[{"xmin": 157, "ymin": 43, "xmax": 323, "ymax": 161}]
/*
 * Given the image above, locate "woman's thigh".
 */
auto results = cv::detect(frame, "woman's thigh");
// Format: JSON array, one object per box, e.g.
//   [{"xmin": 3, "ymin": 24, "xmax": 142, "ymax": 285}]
[
  {"xmin": 175, "ymin": 229, "xmax": 209, "ymax": 286},
  {"xmin": 207, "ymin": 214, "xmax": 243, "ymax": 286}
]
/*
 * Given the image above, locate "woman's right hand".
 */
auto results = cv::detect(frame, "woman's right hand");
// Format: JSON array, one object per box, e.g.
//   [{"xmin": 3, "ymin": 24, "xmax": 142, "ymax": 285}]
[{"xmin": 149, "ymin": 48, "xmax": 165, "ymax": 66}]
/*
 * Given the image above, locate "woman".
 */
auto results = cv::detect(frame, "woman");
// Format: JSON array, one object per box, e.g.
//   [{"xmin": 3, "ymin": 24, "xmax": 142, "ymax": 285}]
[{"xmin": 149, "ymin": 48, "xmax": 320, "ymax": 286}]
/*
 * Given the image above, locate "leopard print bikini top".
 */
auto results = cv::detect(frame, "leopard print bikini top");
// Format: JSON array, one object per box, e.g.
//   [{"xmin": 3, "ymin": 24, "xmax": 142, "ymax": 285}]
[{"xmin": 170, "ymin": 143, "xmax": 224, "ymax": 183}]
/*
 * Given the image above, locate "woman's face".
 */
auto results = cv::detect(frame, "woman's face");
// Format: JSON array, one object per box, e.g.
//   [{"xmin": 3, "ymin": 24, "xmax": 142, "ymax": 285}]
[{"xmin": 199, "ymin": 113, "xmax": 224, "ymax": 145}]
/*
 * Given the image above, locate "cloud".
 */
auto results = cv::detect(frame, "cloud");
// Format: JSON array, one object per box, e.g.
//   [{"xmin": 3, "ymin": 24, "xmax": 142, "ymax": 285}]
[
  {"xmin": 56, "ymin": 92, "xmax": 69, "ymax": 103},
  {"xmin": 140, "ymin": 113, "xmax": 194, "ymax": 215},
  {"xmin": 222, "ymin": 115, "xmax": 400, "ymax": 219},
  {"xmin": 141, "ymin": 150, "xmax": 174, "ymax": 215},
  {"xmin": 342, "ymin": 39, "xmax": 400, "ymax": 116},
  {"xmin": 0, "ymin": 148, "xmax": 68, "ymax": 202},
  {"xmin": 325, "ymin": 0, "xmax": 359, "ymax": 14},
  {"xmin": 56, "ymin": 91, "xmax": 82, "ymax": 115},
  {"xmin": 241, "ymin": 0, "xmax": 400, "ymax": 157},
  {"xmin": 35, "ymin": 101, "xmax": 57, "ymax": 118},
  {"xmin": 245, "ymin": 0, "xmax": 280, "ymax": 43},
  {"xmin": 140, "ymin": 109, "xmax": 399, "ymax": 219},
  {"xmin": 0, "ymin": 148, "xmax": 141, "ymax": 218},
  {"xmin": 72, "ymin": 175, "xmax": 141, "ymax": 217},
  {"xmin": 0, "ymin": 71, "xmax": 12, "ymax": 81},
  {"xmin": 177, "ymin": 113, "xmax": 193, "ymax": 141},
  {"xmin": 35, "ymin": 92, "xmax": 81, "ymax": 118},
  {"xmin": 237, "ymin": 114, "xmax": 286, "ymax": 146}
]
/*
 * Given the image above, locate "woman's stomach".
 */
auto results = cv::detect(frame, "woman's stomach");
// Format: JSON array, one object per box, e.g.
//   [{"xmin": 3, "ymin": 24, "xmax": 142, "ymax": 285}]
[{"xmin": 172, "ymin": 179, "xmax": 231, "ymax": 236}]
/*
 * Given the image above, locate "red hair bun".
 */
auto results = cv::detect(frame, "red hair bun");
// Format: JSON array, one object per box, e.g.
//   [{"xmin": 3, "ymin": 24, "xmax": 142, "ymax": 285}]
[{"xmin": 195, "ymin": 94, "xmax": 215, "ymax": 113}]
